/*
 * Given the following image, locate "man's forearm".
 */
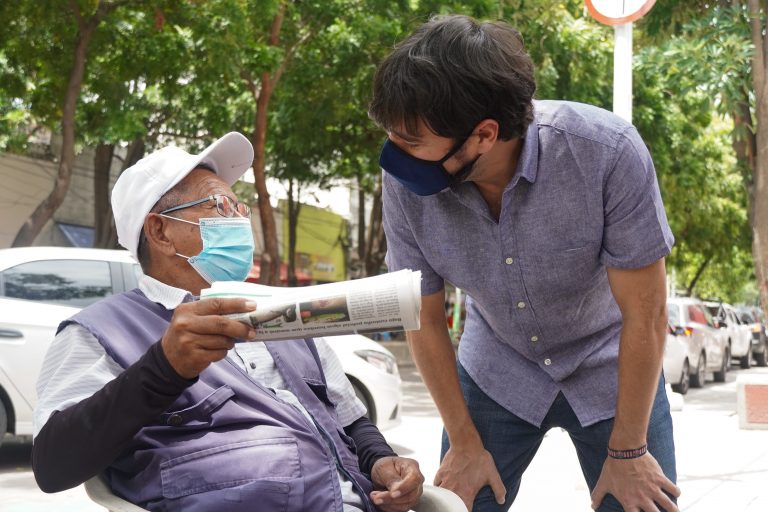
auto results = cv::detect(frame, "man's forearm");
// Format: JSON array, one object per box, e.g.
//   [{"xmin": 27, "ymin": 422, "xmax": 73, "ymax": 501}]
[
  {"xmin": 610, "ymin": 317, "xmax": 666, "ymax": 449},
  {"xmin": 408, "ymin": 318, "xmax": 479, "ymax": 446},
  {"xmin": 33, "ymin": 341, "xmax": 194, "ymax": 492},
  {"xmin": 344, "ymin": 416, "xmax": 397, "ymax": 476}
]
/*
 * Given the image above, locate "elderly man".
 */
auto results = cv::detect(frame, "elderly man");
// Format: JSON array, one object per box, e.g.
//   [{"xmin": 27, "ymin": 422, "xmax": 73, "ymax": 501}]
[{"xmin": 32, "ymin": 132, "xmax": 423, "ymax": 512}]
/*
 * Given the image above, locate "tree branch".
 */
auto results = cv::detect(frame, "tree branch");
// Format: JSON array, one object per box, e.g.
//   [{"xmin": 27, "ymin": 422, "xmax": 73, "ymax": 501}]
[{"xmin": 273, "ymin": 29, "xmax": 313, "ymax": 87}]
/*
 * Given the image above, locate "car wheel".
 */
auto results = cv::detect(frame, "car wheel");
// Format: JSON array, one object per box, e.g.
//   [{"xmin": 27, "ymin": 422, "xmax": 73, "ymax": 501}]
[
  {"xmin": 714, "ymin": 348, "xmax": 728, "ymax": 383},
  {"xmin": 690, "ymin": 353, "xmax": 706, "ymax": 388},
  {"xmin": 671, "ymin": 360, "xmax": 690, "ymax": 395},
  {"xmin": 0, "ymin": 400, "xmax": 7, "ymax": 449},
  {"xmin": 740, "ymin": 346, "xmax": 752, "ymax": 369},
  {"xmin": 755, "ymin": 348, "xmax": 768, "ymax": 367},
  {"xmin": 350, "ymin": 378, "xmax": 376, "ymax": 426}
]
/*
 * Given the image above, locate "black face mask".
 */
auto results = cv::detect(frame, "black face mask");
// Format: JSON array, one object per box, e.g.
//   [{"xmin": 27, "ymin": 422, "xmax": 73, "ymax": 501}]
[{"xmin": 379, "ymin": 135, "xmax": 481, "ymax": 196}]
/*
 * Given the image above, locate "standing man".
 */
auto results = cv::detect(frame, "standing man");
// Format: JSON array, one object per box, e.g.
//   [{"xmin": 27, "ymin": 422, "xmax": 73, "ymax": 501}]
[{"xmin": 369, "ymin": 14, "xmax": 679, "ymax": 512}]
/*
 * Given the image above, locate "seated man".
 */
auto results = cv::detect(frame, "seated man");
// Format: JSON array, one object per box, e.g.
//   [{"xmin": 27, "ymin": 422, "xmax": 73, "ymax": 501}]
[{"xmin": 32, "ymin": 132, "xmax": 424, "ymax": 512}]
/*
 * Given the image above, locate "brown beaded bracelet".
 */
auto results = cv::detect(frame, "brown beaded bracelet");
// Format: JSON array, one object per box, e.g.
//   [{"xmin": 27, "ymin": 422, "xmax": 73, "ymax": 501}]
[{"xmin": 607, "ymin": 444, "xmax": 648, "ymax": 460}]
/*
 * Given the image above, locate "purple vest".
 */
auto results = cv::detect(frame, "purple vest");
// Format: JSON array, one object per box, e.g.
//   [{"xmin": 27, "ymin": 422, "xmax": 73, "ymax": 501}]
[{"xmin": 62, "ymin": 290, "xmax": 375, "ymax": 511}]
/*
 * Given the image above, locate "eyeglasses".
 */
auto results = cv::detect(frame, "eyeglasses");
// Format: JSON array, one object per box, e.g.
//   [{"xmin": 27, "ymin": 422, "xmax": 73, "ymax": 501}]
[{"xmin": 160, "ymin": 194, "xmax": 251, "ymax": 218}]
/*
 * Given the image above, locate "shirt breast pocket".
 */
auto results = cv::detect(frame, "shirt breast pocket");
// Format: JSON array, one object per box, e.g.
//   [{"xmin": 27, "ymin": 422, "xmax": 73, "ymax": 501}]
[{"xmin": 529, "ymin": 243, "xmax": 601, "ymax": 297}]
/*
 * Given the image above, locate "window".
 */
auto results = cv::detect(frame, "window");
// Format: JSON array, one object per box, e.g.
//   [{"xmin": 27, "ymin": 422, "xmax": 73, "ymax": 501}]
[
  {"xmin": 0, "ymin": 259, "xmax": 113, "ymax": 307},
  {"xmin": 688, "ymin": 305, "xmax": 708, "ymax": 325},
  {"xmin": 668, "ymin": 304, "xmax": 681, "ymax": 326}
]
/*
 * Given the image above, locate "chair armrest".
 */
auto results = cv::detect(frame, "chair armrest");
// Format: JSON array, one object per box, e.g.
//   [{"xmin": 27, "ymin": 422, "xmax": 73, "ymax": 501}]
[
  {"xmin": 84, "ymin": 474, "xmax": 148, "ymax": 512},
  {"xmin": 84, "ymin": 474, "xmax": 468, "ymax": 512},
  {"xmin": 413, "ymin": 484, "xmax": 468, "ymax": 512}
]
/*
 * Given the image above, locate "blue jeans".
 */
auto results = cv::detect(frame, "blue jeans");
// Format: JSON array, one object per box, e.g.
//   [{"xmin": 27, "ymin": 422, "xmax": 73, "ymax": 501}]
[{"xmin": 441, "ymin": 363, "xmax": 677, "ymax": 511}]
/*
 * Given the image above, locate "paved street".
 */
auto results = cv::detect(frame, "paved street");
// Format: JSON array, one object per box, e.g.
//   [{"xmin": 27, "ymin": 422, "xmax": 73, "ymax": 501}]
[
  {"xmin": 1, "ymin": 364, "xmax": 767, "ymax": 511},
  {"xmin": 386, "ymin": 365, "xmax": 768, "ymax": 511}
]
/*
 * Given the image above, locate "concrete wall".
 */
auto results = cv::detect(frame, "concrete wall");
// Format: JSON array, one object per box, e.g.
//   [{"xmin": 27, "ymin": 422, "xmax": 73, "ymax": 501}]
[{"xmin": 0, "ymin": 146, "xmax": 123, "ymax": 249}]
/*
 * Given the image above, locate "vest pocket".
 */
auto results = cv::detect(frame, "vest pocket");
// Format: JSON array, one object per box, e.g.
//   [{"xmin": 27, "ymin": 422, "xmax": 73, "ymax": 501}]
[
  {"xmin": 160, "ymin": 437, "xmax": 301, "ymax": 500},
  {"xmin": 160, "ymin": 385, "xmax": 235, "ymax": 427},
  {"xmin": 223, "ymin": 480, "xmax": 291, "ymax": 510}
]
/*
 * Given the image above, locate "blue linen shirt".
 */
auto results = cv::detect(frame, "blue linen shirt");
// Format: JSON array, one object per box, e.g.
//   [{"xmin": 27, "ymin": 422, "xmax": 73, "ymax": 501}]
[{"xmin": 382, "ymin": 100, "xmax": 674, "ymax": 428}]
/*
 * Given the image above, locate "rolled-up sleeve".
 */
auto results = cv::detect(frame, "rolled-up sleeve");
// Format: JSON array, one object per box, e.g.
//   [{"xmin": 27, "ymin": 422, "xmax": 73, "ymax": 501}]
[
  {"xmin": 382, "ymin": 173, "xmax": 444, "ymax": 295},
  {"xmin": 599, "ymin": 128, "xmax": 674, "ymax": 269}
]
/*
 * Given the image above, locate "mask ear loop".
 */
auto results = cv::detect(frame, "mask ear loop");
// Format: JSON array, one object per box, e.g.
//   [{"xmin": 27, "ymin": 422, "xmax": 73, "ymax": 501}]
[
  {"xmin": 158, "ymin": 213, "xmax": 199, "ymax": 260},
  {"xmin": 438, "ymin": 136, "xmax": 470, "ymax": 165}
]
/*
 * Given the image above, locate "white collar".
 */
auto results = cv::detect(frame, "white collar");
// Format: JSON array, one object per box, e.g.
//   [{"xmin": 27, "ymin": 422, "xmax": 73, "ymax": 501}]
[{"xmin": 139, "ymin": 274, "xmax": 193, "ymax": 310}]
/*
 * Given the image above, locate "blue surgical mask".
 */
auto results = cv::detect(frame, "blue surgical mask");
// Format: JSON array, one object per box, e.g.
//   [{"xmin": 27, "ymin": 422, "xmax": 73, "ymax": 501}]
[
  {"xmin": 379, "ymin": 137, "xmax": 480, "ymax": 196},
  {"xmin": 162, "ymin": 215, "xmax": 254, "ymax": 283}
]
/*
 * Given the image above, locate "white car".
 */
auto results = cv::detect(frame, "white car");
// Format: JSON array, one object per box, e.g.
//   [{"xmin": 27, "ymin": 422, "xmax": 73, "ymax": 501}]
[
  {"xmin": 667, "ymin": 297, "xmax": 729, "ymax": 388},
  {"xmin": 0, "ymin": 247, "xmax": 401, "ymax": 446},
  {"xmin": 663, "ymin": 325, "xmax": 691, "ymax": 394},
  {"xmin": 323, "ymin": 334, "xmax": 402, "ymax": 431},
  {"xmin": 704, "ymin": 301, "xmax": 753, "ymax": 369}
]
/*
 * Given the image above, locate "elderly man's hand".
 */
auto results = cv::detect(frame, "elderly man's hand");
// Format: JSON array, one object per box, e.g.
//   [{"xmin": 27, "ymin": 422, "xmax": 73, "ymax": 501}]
[
  {"xmin": 161, "ymin": 297, "xmax": 257, "ymax": 379},
  {"xmin": 370, "ymin": 456, "xmax": 424, "ymax": 512}
]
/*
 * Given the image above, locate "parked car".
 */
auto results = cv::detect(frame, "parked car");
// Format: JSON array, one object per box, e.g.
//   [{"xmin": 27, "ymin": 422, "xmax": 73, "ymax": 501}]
[
  {"xmin": 323, "ymin": 334, "xmax": 402, "ymax": 430},
  {"xmin": 704, "ymin": 301, "xmax": 753, "ymax": 369},
  {"xmin": 663, "ymin": 324, "xmax": 691, "ymax": 394},
  {"xmin": 736, "ymin": 306, "xmax": 768, "ymax": 367},
  {"xmin": 0, "ymin": 247, "xmax": 401, "ymax": 447},
  {"xmin": 667, "ymin": 297, "xmax": 729, "ymax": 388}
]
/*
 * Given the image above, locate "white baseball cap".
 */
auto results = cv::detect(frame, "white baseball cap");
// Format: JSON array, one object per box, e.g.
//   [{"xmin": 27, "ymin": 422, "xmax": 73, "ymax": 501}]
[{"xmin": 111, "ymin": 132, "xmax": 254, "ymax": 260}]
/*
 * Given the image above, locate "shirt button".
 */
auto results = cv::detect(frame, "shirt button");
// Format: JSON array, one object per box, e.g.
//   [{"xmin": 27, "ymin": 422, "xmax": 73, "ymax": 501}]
[
  {"xmin": 505, "ymin": 257, "xmax": 514, "ymax": 265},
  {"xmin": 531, "ymin": 335, "xmax": 539, "ymax": 342},
  {"xmin": 517, "ymin": 301, "xmax": 526, "ymax": 309},
  {"xmin": 250, "ymin": 361, "xmax": 257, "ymax": 369},
  {"xmin": 544, "ymin": 358, "xmax": 552, "ymax": 366},
  {"xmin": 168, "ymin": 414, "xmax": 183, "ymax": 426}
]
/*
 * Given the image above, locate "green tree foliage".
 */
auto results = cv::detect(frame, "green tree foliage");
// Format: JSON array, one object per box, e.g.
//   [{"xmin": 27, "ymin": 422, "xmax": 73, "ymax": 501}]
[{"xmin": 0, "ymin": 0, "xmax": 758, "ymax": 297}]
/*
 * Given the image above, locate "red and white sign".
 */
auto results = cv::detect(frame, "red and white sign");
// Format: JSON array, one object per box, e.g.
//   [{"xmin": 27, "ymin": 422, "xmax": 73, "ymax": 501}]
[{"xmin": 585, "ymin": 0, "xmax": 656, "ymax": 26}]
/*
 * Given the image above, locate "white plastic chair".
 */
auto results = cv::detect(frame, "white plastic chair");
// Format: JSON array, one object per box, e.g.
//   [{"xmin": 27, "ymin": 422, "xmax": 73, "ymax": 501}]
[{"xmin": 85, "ymin": 474, "xmax": 468, "ymax": 512}]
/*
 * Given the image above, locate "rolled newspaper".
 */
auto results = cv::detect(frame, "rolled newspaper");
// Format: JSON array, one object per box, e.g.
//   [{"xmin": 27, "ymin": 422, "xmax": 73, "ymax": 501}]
[{"xmin": 200, "ymin": 269, "xmax": 422, "ymax": 341}]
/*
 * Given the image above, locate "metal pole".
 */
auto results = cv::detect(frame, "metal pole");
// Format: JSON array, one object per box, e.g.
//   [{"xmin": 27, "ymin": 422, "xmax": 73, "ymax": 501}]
[{"xmin": 613, "ymin": 22, "xmax": 633, "ymax": 123}]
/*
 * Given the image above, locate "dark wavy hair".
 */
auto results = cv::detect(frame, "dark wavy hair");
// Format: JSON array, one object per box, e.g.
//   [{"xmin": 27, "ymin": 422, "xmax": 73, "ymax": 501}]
[{"xmin": 369, "ymin": 14, "xmax": 536, "ymax": 141}]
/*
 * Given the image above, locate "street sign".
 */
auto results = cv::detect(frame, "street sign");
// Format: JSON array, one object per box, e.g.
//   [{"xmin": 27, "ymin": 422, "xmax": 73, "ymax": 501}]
[{"xmin": 585, "ymin": 0, "xmax": 656, "ymax": 26}]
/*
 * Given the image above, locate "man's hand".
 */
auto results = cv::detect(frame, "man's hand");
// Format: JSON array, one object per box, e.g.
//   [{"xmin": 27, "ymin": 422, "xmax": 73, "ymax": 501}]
[
  {"xmin": 161, "ymin": 298, "xmax": 257, "ymax": 379},
  {"xmin": 591, "ymin": 453, "xmax": 680, "ymax": 511},
  {"xmin": 369, "ymin": 456, "xmax": 424, "ymax": 512},
  {"xmin": 434, "ymin": 440, "xmax": 506, "ymax": 511}
]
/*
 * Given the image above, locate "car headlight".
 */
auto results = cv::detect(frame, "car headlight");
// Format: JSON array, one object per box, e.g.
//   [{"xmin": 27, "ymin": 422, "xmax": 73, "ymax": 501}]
[{"xmin": 354, "ymin": 349, "xmax": 399, "ymax": 375}]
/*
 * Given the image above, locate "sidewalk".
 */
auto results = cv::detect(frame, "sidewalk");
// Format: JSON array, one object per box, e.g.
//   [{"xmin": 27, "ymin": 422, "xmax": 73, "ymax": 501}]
[{"xmin": 384, "ymin": 364, "xmax": 768, "ymax": 511}]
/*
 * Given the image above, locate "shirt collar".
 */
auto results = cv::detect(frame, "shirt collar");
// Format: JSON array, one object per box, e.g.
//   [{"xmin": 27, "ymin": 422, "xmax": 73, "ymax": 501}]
[
  {"xmin": 509, "ymin": 105, "xmax": 540, "ymax": 187},
  {"xmin": 139, "ymin": 274, "xmax": 194, "ymax": 310}
]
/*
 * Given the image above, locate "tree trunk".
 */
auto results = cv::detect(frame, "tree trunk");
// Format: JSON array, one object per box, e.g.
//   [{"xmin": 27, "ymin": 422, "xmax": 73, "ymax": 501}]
[
  {"xmin": 93, "ymin": 143, "xmax": 115, "ymax": 247},
  {"xmin": 748, "ymin": 0, "xmax": 768, "ymax": 316},
  {"xmin": 11, "ymin": 10, "xmax": 99, "ymax": 247},
  {"xmin": 93, "ymin": 138, "xmax": 145, "ymax": 249},
  {"xmin": 364, "ymin": 174, "xmax": 387, "ymax": 276},
  {"xmin": 286, "ymin": 178, "xmax": 301, "ymax": 287},
  {"xmin": 357, "ymin": 180, "xmax": 366, "ymax": 264},
  {"xmin": 250, "ymin": 5, "xmax": 285, "ymax": 286}
]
